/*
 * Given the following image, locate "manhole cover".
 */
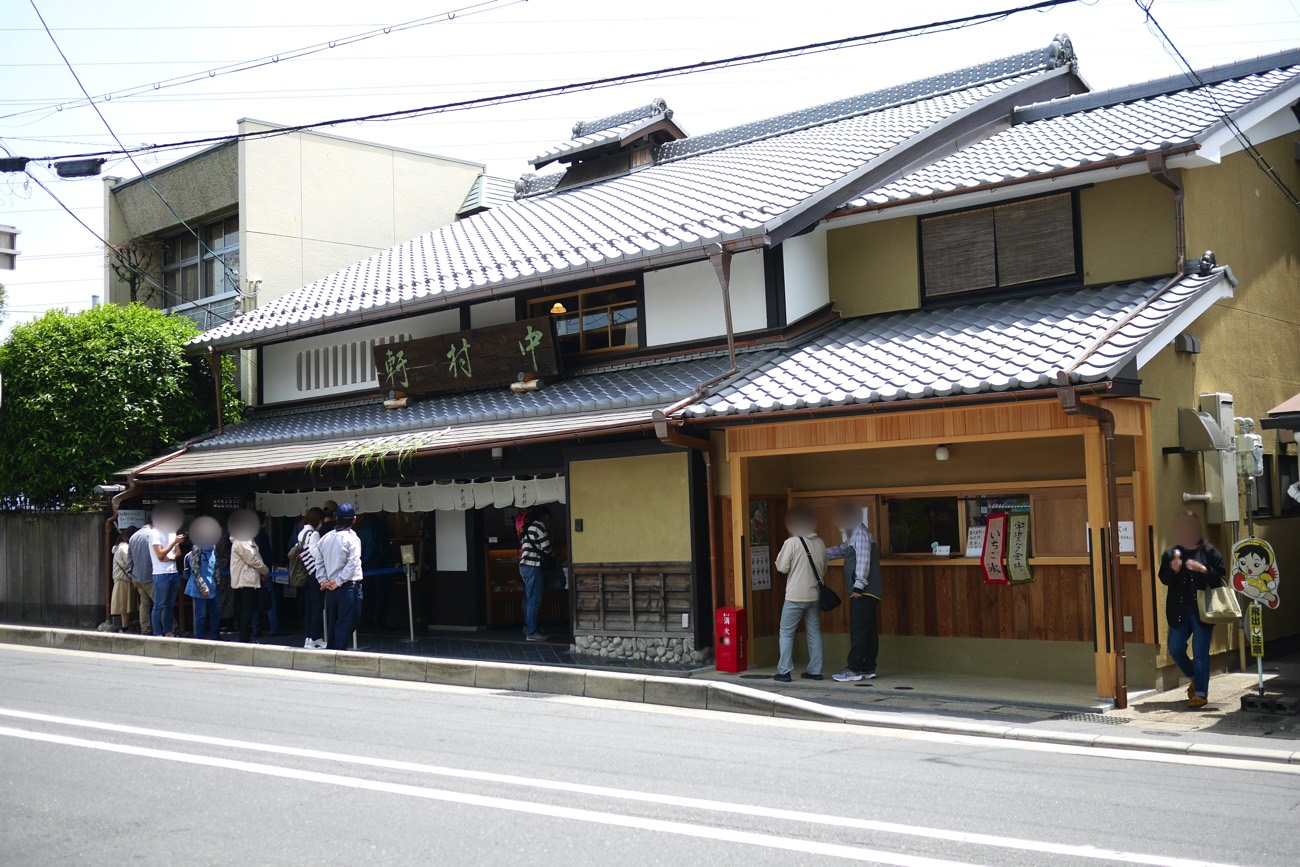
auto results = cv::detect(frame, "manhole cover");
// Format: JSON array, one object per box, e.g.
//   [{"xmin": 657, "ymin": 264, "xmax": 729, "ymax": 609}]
[
  {"xmin": 739, "ymin": 674, "xmax": 771, "ymax": 680},
  {"xmin": 1050, "ymin": 712, "xmax": 1129, "ymax": 726},
  {"xmin": 893, "ymin": 686, "xmax": 914, "ymax": 690}
]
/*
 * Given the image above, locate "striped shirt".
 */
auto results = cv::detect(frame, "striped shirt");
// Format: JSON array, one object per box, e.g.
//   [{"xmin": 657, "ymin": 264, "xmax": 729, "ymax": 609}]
[
  {"xmin": 519, "ymin": 520, "xmax": 553, "ymax": 568},
  {"xmin": 826, "ymin": 523, "xmax": 874, "ymax": 594},
  {"xmin": 297, "ymin": 524, "xmax": 327, "ymax": 584}
]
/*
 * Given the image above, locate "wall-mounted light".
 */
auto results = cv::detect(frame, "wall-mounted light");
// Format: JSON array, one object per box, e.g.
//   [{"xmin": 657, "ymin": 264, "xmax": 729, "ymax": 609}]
[
  {"xmin": 934, "ymin": 444, "xmax": 950, "ymax": 462},
  {"xmin": 491, "ymin": 447, "xmax": 504, "ymax": 462},
  {"xmin": 549, "ymin": 302, "xmax": 567, "ymax": 314}
]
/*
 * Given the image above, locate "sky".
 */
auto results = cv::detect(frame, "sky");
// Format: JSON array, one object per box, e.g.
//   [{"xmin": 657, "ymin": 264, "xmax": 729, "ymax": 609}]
[{"xmin": 1, "ymin": 0, "xmax": 1298, "ymax": 340}]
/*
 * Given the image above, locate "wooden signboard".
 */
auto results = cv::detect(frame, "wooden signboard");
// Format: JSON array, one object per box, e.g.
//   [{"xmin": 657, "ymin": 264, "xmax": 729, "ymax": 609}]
[
  {"xmin": 981, "ymin": 512, "xmax": 1009, "ymax": 584},
  {"xmin": 373, "ymin": 316, "xmax": 561, "ymax": 397}
]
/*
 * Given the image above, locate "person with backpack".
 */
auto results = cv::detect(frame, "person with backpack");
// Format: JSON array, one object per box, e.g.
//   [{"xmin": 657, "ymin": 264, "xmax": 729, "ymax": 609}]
[
  {"xmin": 291, "ymin": 508, "xmax": 328, "ymax": 649},
  {"xmin": 772, "ymin": 505, "xmax": 828, "ymax": 683},
  {"xmin": 518, "ymin": 506, "xmax": 554, "ymax": 642}
]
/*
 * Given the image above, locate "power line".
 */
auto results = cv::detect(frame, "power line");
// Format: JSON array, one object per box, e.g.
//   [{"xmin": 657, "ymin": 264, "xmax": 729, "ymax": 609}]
[
  {"xmin": 0, "ymin": 0, "xmax": 527, "ymax": 123},
  {"xmin": 28, "ymin": 0, "xmax": 243, "ymax": 294},
  {"xmin": 24, "ymin": 0, "xmax": 1086, "ymax": 164},
  {"xmin": 1135, "ymin": 0, "xmax": 1300, "ymax": 210}
]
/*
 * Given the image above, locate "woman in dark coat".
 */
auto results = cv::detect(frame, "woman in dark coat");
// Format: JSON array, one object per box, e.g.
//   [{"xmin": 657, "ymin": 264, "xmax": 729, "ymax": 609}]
[{"xmin": 1157, "ymin": 511, "xmax": 1227, "ymax": 708}]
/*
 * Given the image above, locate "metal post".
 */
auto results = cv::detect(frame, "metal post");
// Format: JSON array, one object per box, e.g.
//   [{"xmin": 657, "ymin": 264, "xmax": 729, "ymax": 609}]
[
  {"xmin": 405, "ymin": 563, "xmax": 416, "ymax": 643},
  {"xmin": 1247, "ymin": 476, "xmax": 1264, "ymax": 697}
]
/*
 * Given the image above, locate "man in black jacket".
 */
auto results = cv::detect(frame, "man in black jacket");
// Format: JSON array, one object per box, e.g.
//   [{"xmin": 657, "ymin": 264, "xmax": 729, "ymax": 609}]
[{"xmin": 1157, "ymin": 511, "xmax": 1227, "ymax": 708}]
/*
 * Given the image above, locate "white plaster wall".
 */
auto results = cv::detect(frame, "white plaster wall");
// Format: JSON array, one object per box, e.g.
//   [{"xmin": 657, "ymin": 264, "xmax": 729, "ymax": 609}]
[
  {"xmin": 436, "ymin": 510, "xmax": 468, "ymax": 571},
  {"xmin": 644, "ymin": 250, "xmax": 767, "ymax": 347},
  {"xmin": 261, "ymin": 308, "xmax": 460, "ymax": 404},
  {"xmin": 783, "ymin": 226, "xmax": 830, "ymax": 323},
  {"xmin": 470, "ymin": 298, "xmax": 516, "ymax": 328}
]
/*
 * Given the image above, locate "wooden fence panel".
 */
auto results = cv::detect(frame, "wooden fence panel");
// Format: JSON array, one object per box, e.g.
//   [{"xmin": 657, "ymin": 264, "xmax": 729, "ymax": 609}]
[
  {"xmin": 573, "ymin": 563, "xmax": 694, "ymax": 637},
  {"xmin": 0, "ymin": 512, "xmax": 105, "ymax": 627}
]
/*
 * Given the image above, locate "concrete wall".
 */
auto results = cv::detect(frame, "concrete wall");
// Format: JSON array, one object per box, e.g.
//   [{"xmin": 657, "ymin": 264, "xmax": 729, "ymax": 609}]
[
  {"xmin": 238, "ymin": 120, "xmax": 483, "ymax": 307},
  {"xmin": 643, "ymin": 251, "xmax": 767, "ymax": 346},
  {"xmin": 1079, "ymin": 173, "xmax": 1178, "ymax": 285},
  {"xmin": 827, "ymin": 215, "xmax": 919, "ymax": 318},
  {"xmin": 568, "ymin": 452, "xmax": 691, "ymax": 563},
  {"xmin": 1141, "ymin": 133, "xmax": 1300, "ymax": 647}
]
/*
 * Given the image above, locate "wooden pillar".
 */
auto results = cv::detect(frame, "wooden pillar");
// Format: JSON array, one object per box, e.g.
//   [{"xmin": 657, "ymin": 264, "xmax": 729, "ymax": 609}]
[
  {"xmin": 1083, "ymin": 428, "xmax": 1116, "ymax": 698},
  {"xmin": 1132, "ymin": 402, "xmax": 1159, "ymax": 645},
  {"xmin": 729, "ymin": 451, "xmax": 751, "ymax": 652}
]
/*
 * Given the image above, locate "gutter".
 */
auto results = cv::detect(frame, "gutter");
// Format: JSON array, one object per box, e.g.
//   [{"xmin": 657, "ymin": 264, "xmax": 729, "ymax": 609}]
[{"xmin": 829, "ymin": 145, "xmax": 1200, "ymax": 223}]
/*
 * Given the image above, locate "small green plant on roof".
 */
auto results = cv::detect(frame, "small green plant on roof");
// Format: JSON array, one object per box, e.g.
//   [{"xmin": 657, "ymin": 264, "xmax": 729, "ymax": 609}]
[
  {"xmin": 0, "ymin": 303, "xmax": 241, "ymax": 509},
  {"xmin": 306, "ymin": 428, "xmax": 449, "ymax": 480}
]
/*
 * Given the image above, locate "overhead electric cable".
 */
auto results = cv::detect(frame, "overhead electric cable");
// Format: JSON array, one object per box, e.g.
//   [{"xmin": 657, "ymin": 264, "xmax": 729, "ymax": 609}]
[
  {"xmin": 24, "ymin": 0, "xmax": 1085, "ymax": 163},
  {"xmin": 1135, "ymin": 0, "xmax": 1300, "ymax": 210},
  {"xmin": 0, "ymin": 0, "xmax": 528, "ymax": 122}
]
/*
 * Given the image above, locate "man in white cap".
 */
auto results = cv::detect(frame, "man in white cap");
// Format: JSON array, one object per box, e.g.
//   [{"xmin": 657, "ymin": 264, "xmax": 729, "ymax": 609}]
[{"xmin": 320, "ymin": 503, "xmax": 363, "ymax": 650}]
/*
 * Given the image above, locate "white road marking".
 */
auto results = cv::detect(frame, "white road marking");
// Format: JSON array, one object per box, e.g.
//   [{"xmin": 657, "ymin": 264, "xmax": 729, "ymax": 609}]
[
  {"xmin": 0, "ymin": 707, "xmax": 1240, "ymax": 867},
  {"xmin": 0, "ymin": 724, "xmax": 982, "ymax": 867}
]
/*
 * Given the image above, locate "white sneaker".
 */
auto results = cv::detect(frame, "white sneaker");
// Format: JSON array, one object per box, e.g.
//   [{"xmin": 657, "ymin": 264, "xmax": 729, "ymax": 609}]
[
  {"xmin": 832, "ymin": 668, "xmax": 864, "ymax": 682},
  {"xmin": 313, "ymin": 639, "xmax": 327, "ymax": 649}
]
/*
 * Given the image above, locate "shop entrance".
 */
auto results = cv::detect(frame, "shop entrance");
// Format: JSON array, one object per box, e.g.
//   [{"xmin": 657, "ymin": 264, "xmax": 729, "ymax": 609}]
[{"xmin": 479, "ymin": 503, "xmax": 571, "ymax": 637}]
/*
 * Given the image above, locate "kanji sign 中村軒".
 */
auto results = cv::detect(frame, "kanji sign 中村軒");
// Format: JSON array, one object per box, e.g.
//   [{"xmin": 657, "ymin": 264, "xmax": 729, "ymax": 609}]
[{"xmin": 373, "ymin": 317, "xmax": 561, "ymax": 397}]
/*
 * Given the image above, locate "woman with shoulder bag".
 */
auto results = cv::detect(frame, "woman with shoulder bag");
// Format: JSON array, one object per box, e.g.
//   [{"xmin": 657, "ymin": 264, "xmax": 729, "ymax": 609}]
[
  {"xmin": 772, "ymin": 505, "xmax": 828, "ymax": 683},
  {"xmin": 1157, "ymin": 511, "xmax": 1227, "ymax": 708}
]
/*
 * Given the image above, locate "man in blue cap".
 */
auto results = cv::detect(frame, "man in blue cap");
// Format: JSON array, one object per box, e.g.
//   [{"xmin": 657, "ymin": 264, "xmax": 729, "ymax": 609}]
[{"xmin": 319, "ymin": 503, "xmax": 363, "ymax": 651}]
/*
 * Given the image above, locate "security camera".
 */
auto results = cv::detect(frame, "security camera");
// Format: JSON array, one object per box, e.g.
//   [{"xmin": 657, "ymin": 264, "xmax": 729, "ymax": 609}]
[{"xmin": 93, "ymin": 483, "xmax": 126, "ymax": 495}]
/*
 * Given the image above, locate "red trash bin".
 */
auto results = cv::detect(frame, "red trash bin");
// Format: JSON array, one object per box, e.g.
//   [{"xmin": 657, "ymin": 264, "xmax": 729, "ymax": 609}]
[{"xmin": 715, "ymin": 606, "xmax": 747, "ymax": 673}]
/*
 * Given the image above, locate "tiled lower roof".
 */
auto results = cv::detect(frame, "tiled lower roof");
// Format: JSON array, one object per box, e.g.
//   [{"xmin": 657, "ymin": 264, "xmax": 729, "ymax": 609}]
[
  {"xmin": 684, "ymin": 269, "xmax": 1235, "ymax": 418},
  {"xmin": 190, "ymin": 353, "xmax": 742, "ymax": 452}
]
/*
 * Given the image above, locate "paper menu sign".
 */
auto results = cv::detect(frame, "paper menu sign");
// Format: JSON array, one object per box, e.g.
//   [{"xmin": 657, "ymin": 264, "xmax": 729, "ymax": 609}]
[{"xmin": 965, "ymin": 525, "xmax": 986, "ymax": 558}]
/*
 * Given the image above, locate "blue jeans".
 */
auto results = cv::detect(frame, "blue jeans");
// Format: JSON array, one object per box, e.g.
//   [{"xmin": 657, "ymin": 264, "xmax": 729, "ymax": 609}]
[
  {"xmin": 326, "ymin": 582, "xmax": 363, "ymax": 651},
  {"xmin": 778, "ymin": 599, "xmax": 823, "ymax": 676},
  {"xmin": 1168, "ymin": 594, "xmax": 1214, "ymax": 698},
  {"xmin": 192, "ymin": 596, "xmax": 219, "ymax": 641},
  {"xmin": 151, "ymin": 572, "xmax": 179, "ymax": 636},
  {"xmin": 520, "ymin": 566, "xmax": 543, "ymax": 637}
]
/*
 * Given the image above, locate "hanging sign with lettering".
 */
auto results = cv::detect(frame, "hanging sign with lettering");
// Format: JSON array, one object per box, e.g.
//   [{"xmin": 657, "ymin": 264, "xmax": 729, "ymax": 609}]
[
  {"xmin": 374, "ymin": 316, "xmax": 561, "ymax": 397},
  {"xmin": 1006, "ymin": 513, "xmax": 1033, "ymax": 584},
  {"xmin": 981, "ymin": 512, "xmax": 1009, "ymax": 585}
]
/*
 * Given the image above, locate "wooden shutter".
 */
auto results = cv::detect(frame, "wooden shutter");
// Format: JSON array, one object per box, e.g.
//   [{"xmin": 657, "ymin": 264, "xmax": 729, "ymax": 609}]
[
  {"xmin": 920, "ymin": 207, "xmax": 997, "ymax": 297},
  {"xmin": 993, "ymin": 192, "xmax": 1075, "ymax": 287}
]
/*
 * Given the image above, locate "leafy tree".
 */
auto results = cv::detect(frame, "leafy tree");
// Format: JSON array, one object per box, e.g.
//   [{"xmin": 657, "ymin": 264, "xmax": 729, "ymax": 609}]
[
  {"xmin": 0, "ymin": 304, "xmax": 240, "ymax": 508},
  {"xmin": 107, "ymin": 237, "xmax": 163, "ymax": 304}
]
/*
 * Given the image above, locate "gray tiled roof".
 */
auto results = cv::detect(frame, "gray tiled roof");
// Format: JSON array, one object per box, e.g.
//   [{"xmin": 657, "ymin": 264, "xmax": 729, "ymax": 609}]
[
  {"xmin": 189, "ymin": 42, "xmax": 1073, "ymax": 351},
  {"xmin": 529, "ymin": 98, "xmax": 676, "ymax": 168},
  {"xmin": 191, "ymin": 353, "xmax": 744, "ymax": 452},
  {"xmin": 847, "ymin": 50, "xmax": 1300, "ymax": 207},
  {"xmin": 684, "ymin": 269, "xmax": 1235, "ymax": 418}
]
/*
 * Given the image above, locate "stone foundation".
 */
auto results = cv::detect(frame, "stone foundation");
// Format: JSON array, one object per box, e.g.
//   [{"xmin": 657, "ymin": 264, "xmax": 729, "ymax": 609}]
[{"xmin": 573, "ymin": 634, "xmax": 712, "ymax": 665}]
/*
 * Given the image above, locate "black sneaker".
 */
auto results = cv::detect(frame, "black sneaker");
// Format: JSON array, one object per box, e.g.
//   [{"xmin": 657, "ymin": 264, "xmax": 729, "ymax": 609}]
[
  {"xmin": 772, "ymin": 672, "xmax": 792, "ymax": 683},
  {"xmin": 801, "ymin": 672, "xmax": 824, "ymax": 681}
]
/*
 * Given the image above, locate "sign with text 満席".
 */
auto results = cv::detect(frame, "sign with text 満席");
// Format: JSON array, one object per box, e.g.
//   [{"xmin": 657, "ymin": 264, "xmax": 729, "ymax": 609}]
[{"xmin": 373, "ymin": 316, "xmax": 561, "ymax": 397}]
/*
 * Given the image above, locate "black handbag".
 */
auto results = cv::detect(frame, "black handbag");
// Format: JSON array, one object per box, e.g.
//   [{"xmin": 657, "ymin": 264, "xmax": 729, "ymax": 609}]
[{"xmin": 800, "ymin": 538, "xmax": 841, "ymax": 613}]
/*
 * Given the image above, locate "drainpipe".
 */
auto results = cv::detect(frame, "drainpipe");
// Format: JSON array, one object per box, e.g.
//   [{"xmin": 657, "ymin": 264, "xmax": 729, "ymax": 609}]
[
  {"xmin": 653, "ymin": 411, "xmax": 721, "ymax": 620},
  {"xmin": 1147, "ymin": 152, "xmax": 1186, "ymax": 275},
  {"xmin": 709, "ymin": 243, "xmax": 737, "ymax": 374},
  {"xmin": 1057, "ymin": 375, "xmax": 1127, "ymax": 710}
]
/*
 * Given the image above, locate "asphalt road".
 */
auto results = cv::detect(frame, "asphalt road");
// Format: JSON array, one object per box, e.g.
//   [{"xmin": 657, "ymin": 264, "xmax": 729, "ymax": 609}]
[{"xmin": 0, "ymin": 645, "xmax": 1295, "ymax": 866}]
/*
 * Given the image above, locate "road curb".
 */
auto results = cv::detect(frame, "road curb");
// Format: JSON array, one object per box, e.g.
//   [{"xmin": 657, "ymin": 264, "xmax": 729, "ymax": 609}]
[{"xmin": 3, "ymin": 624, "xmax": 1297, "ymax": 766}]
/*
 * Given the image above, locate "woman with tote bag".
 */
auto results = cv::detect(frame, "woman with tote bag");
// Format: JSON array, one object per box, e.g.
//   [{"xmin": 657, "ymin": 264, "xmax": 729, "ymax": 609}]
[
  {"xmin": 1157, "ymin": 511, "xmax": 1228, "ymax": 708},
  {"xmin": 772, "ymin": 505, "xmax": 828, "ymax": 683}
]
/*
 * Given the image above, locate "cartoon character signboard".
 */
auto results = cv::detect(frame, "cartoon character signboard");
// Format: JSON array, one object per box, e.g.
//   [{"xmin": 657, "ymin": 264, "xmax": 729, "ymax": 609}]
[{"xmin": 1231, "ymin": 537, "xmax": 1280, "ymax": 609}]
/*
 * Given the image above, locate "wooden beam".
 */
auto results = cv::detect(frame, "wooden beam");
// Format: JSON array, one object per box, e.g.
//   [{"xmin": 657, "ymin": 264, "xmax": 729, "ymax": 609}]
[
  {"xmin": 728, "ymin": 427, "xmax": 1085, "ymax": 458},
  {"xmin": 729, "ymin": 452, "xmax": 750, "ymax": 661},
  {"xmin": 1133, "ymin": 401, "xmax": 1159, "ymax": 645},
  {"xmin": 1083, "ymin": 427, "xmax": 1116, "ymax": 698}
]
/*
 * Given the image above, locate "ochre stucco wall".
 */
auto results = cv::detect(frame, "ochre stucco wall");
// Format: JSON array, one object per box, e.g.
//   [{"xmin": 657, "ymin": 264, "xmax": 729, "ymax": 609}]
[
  {"xmin": 1080, "ymin": 173, "xmax": 1178, "ymax": 285},
  {"xmin": 827, "ymin": 216, "xmax": 919, "ymax": 317},
  {"xmin": 1142, "ymin": 134, "xmax": 1300, "ymax": 645},
  {"xmin": 569, "ymin": 452, "xmax": 692, "ymax": 564}
]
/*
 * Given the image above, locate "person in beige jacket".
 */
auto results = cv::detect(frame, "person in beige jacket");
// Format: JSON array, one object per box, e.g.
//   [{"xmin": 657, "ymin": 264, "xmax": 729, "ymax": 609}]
[
  {"xmin": 773, "ymin": 505, "xmax": 828, "ymax": 683},
  {"xmin": 230, "ymin": 533, "xmax": 269, "ymax": 644}
]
